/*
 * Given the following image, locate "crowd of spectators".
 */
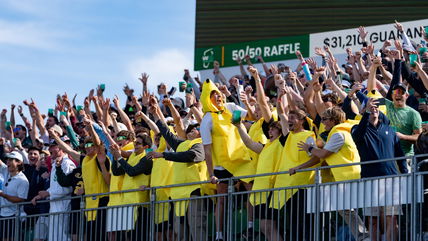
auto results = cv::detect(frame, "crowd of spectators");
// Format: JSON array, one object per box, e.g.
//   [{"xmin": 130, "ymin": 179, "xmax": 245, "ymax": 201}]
[{"xmin": 0, "ymin": 21, "xmax": 428, "ymax": 241}]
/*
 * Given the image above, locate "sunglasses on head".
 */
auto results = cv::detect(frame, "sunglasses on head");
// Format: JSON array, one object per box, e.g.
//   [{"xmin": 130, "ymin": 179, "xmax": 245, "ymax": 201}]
[{"xmin": 116, "ymin": 136, "xmax": 127, "ymax": 141}]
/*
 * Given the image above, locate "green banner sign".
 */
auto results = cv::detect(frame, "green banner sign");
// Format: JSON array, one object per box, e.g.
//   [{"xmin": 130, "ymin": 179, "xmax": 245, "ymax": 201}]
[{"xmin": 194, "ymin": 34, "xmax": 309, "ymax": 70}]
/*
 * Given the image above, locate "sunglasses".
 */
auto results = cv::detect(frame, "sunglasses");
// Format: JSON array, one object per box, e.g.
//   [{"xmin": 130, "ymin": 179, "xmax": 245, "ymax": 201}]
[
  {"xmin": 84, "ymin": 142, "xmax": 95, "ymax": 148},
  {"xmin": 116, "ymin": 136, "xmax": 127, "ymax": 141},
  {"xmin": 5, "ymin": 178, "xmax": 11, "ymax": 187},
  {"xmin": 393, "ymin": 89, "xmax": 405, "ymax": 95}
]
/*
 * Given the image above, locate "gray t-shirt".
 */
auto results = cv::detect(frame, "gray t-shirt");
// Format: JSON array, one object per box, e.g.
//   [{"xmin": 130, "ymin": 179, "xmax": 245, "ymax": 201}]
[
  {"xmin": 0, "ymin": 163, "xmax": 29, "ymax": 217},
  {"xmin": 323, "ymin": 133, "xmax": 345, "ymax": 153}
]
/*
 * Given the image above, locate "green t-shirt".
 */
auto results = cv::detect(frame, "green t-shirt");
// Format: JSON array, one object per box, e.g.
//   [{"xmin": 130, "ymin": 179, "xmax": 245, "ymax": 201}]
[{"xmin": 386, "ymin": 99, "xmax": 422, "ymax": 156}]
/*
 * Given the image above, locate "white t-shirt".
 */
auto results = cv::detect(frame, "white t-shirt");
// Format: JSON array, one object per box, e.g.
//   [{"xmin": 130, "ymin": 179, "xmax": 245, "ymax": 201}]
[
  {"xmin": 0, "ymin": 163, "xmax": 29, "ymax": 217},
  {"xmin": 48, "ymin": 155, "xmax": 76, "ymax": 200},
  {"xmin": 323, "ymin": 133, "xmax": 345, "ymax": 153},
  {"xmin": 200, "ymin": 102, "xmax": 247, "ymax": 170}
]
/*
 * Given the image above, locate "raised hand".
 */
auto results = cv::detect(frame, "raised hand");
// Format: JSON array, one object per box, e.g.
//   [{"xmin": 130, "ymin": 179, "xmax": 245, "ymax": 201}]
[
  {"xmin": 162, "ymin": 98, "xmax": 172, "ymax": 106},
  {"xmin": 247, "ymin": 66, "xmax": 259, "ymax": 79},
  {"xmin": 382, "ymin": 40, "xmax": 392, "ymax": 49},
  {"xmin": 274, "ymin": 74, "xmax": 285, "ymax": 88},
  {"xmin": 139, "ymin": 72, "xmax": 149, "ymax": 85},
  {"xmin": 314, "ymin": 47, "xmax": 326, "ymax": 57},
  {"xmin": 306, "ymin": 57, "xmax": 317, "ymax": 70},
  {"xmin": 47, "ymin": 128, "xmax": 58, "ymax": 139},
  {"xmin": 102, "ymin": 98, "xmax": 110, "ymax": 111},
  {"xmin": 244, "ymin": 85, "xmax": 253, "ymax": 95},
  {"xmin": 394, "ymin": 20, "xmax": 404, "ymax": 33},
  {"xmin": 357, "ymin": 26, "xmax": 368, "ymax": 41},
  {"xmin": 372, "ymin": 56, "xmax": 382, "ymax": 67},
  {"xmin": 112, "ymin": 95, "xmax": 120, "ymax": 108},
  {"xmin": 239, "ymin": 91, "xmax": 249, "ymax": 105},
  {"xmin": 88, "ymin": 89, "xmax": 95, "ymax": 100},
  {"xmin": 218, "ymin": 85, "xmax": 231, "ymax": 97},
  {"xmin": 366, "ymin": 43, "xmax": 374, "ymax": 55},
  {"xmin": 17, "ymin": 105, "xmax": 23, "ymax": 115},
  {"xmin": 270, "ymin": 64, "xmax": 278, "ymax": 75}
]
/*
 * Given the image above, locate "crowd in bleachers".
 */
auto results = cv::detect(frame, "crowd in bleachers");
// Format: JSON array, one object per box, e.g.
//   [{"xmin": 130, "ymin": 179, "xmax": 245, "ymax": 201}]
[{"xmin": 1, "ymin": 21, "xmax": 428, "ymax": 241}]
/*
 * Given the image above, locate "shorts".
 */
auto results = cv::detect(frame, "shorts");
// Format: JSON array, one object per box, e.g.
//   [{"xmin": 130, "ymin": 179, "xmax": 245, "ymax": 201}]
[
  {"xmin": 214, "ymin": 169, "xmax": 234, "ymax": 184},
  {"xmin": 364, "ymin": 205, "xmax": 402, "ymax": 216},
  {"xmin": 106, "ymin": 206, "xmax": 135, "ymax": 232},
  {"xmin": 33, "ymin": 216, "xmax": 49, "ymax": 240}
]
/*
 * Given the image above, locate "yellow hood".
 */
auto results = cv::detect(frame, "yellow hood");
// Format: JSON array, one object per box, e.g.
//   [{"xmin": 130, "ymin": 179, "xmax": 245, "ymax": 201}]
[{"xmin": 201, "ymin": 79, "xmax": 224, "ymax": 113}]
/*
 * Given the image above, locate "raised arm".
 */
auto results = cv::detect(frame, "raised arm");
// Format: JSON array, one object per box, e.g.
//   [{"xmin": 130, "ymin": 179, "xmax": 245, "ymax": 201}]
[
  {"xmin": 235, "ymin": 122, "xmax": 263, "ymax": 154},
  {"xmin": 163, "ymin": 98, "xmax": 186, "ymax": 139},
  {"xmin": 10, "ymin": 105, "xmax": 16, "ymax": 129},
  {"xmin": 112, "ymin": 95, "xmax": 134, "ymax": 134},
  {"xmin": 248, "ymin": 66, "xmax": 273, "ymax": 122},
  {"xmin": 83, "ymin": 118, "xmax": 101, "ymax": 146},
  {"xmin": 277, "ymin": 90, "xmax": 290, "ymax": 137},
  {"xmin": 48, "ymin": 128, "xmax": 80, "ymax": 162},
  {"xmin": 414, "ymin": 62, "xmax": 428, "ymax": 90},
  {"xmin": 135, "ymin": 111, "xmax": 159, "ymax": 135}
]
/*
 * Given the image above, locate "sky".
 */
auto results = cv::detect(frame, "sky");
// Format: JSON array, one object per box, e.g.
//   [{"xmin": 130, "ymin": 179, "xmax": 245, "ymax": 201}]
[{"xmin": 0, "ymin": 0, "xmax": 196, "ymax": 120}]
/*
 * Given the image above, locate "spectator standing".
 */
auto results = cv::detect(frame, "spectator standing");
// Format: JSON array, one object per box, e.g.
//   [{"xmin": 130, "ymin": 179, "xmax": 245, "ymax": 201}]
[
  {"xmin": 352, "ymin": 98, "xmax": 408, "ymax": 241},
  {"xmin": 24, "ymin": 147, "xmax": 50, "ymax": 241},
  {"xmin": 0, "ymin": 151, "xmax": 29, "ymax": 241}
]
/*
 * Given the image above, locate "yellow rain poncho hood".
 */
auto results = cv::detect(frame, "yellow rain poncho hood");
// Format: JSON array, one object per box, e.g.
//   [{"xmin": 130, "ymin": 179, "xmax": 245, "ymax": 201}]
[{"xmin": 201, "ymin": 79, "xmax": 224, "ymax": 113}]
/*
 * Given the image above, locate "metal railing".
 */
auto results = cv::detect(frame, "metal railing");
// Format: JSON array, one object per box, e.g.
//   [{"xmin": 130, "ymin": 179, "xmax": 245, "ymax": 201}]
[{"xmin": 1, "ymin": 154, "xmax": 427, "ymax": 241}]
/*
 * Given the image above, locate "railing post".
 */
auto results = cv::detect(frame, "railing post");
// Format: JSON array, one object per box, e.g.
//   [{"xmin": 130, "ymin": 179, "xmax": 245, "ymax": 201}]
[
  {"xmin": 314, "ymin": 168, "xmax": 321, "ymax": 241},
  {"xmin": 226, "ymin": 178, "xmax": 233, "ymax": 241},
  {"xmin": 411, "ymin": 156, "xmax": 418, "ymax": 241},
  {"xmin": 14, "ymin": 203, "xmax": 20, "ymax": 241},
  {"xmin": 149, "ymin": 187, "xmax": 156, "ymax": 241},
  {"xmin": 79, "ymin": 195, "xmax": 85, "ymax": 241}
]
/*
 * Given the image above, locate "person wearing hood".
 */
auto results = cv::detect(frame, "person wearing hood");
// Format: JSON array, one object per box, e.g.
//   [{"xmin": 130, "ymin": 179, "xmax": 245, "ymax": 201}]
[{"xmin": 199, "ymin": 78, "xmax": 255, "ymax": 241}]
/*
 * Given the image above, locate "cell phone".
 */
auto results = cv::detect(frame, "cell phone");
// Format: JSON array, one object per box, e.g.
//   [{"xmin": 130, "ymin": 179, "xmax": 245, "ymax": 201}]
[
  {"xmin": 168, "ymin": 87, "xmax": 177, "ymax": 96},
  {"xmin": 425, "ymin": 27, "xmax": 428, "ymax": 38},
  {"xmin": 419, "ymin": 98, "xmax": 427, "ymax": 104},
  {"xmin": 231, "ymin": 110, "xmax": 242, "ymax": 124},
  {"xmin": 100, "ymin": 84, "xmax": 105, "ymax": 91}
]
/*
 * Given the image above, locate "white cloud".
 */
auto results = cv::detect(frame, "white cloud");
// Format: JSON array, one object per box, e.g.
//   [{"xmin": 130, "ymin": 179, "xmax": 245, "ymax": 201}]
[
  {"xmin": 0, "ymin": 20, "xmax": 68, "ymax": 49},
  {"xmin": 127, "ymin": 48, "xmax": 197, "ymax": 95}
]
